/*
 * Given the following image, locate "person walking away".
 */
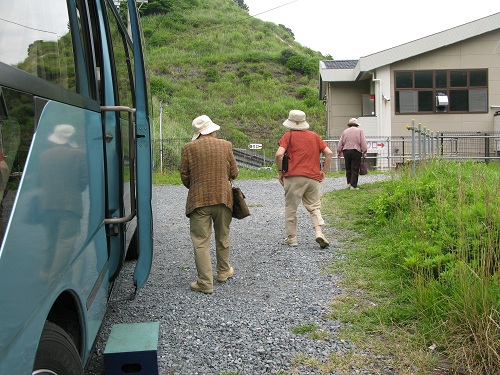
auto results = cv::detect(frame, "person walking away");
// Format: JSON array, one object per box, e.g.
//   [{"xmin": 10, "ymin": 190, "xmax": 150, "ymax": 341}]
[
  {"xmin": 336, "ymin": 118, "xmax": 368, "ymax": 190},
  {"xmin": 180, "ymin": 115, "xmax": 239, "ymax": 294},
  {"xmin": 275, "ymin": 110, "xmax": 333, "ymax": 249}
]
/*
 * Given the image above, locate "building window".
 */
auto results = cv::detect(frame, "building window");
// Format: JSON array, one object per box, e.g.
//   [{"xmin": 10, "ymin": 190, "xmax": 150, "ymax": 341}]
[{"xmin": 395, "ymin": 69, "xmax": 488, "ymax": 114}]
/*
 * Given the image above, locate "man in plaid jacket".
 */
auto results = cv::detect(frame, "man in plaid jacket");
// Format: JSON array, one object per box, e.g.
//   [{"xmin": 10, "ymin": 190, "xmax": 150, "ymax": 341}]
[{"xmin": 180, "ymin": 115, "xmax": 239, "ymax": 294}]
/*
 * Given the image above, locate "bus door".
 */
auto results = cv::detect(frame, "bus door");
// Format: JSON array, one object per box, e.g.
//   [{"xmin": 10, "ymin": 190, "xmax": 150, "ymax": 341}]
[{"xmin": 98, "ymin": 0, "xmax": 152, "ymax": 290}]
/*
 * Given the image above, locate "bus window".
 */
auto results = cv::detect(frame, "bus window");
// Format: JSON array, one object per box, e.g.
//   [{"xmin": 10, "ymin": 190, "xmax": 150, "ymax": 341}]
[
  {"xmin": 107, "ymin": 0, "xmax": 135, "ymax": 222},
  {"xmin": 0, "ymin": 0, "xmax": 77, "ymax": 92},
  {"xmin": 0, "ymin": 87, "xmax": 32, "ymax": 241}
]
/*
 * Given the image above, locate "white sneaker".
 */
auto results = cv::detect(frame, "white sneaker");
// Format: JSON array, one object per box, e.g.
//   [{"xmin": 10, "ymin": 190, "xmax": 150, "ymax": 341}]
[
  {"xmin": 283, "ymin": 237, "xmax": 298, "ymax": 247},
  {"xmin": 315, "ymin": 232, "xmax": 329, "ymax": 249}
]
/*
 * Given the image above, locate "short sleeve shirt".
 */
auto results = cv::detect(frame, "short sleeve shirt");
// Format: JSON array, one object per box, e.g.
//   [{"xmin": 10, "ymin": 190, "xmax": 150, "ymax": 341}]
[{"xmin": 278, "ymin": 130, "xmax": 327, "ymax": 181}]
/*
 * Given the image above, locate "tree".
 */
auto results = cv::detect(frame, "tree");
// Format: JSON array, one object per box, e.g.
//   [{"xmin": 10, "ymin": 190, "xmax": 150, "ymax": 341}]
[
  {"xmin": 139, "ymin": 0, "xmax": 174, "ymax": 16},
  {"xmin": 234, "ymin": 0, "xmax": 249, "ymax": 11}
]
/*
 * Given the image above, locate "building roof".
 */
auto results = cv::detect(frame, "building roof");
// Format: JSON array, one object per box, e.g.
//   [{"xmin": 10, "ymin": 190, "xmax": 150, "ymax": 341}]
[
  {"xmin": 321, "ymin": 60, "xmax": 358, "ymax": 69},
  {"xmin": 320, "ymin": 12, "xmax": 500, "ymax": 82}
]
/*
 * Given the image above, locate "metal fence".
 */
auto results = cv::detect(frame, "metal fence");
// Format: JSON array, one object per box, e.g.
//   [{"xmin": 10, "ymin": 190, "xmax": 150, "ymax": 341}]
[{"xmin": 153, "ymin": 125, "xmax": 500, "ymax": 172}]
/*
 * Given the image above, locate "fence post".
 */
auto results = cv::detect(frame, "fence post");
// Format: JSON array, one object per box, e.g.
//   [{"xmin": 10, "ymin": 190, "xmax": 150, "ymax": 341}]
[
  {"xmin": 417, "ymin": 123, "xmax": 422, "ymax": 163},
  {"xmin": 406, "ymin": 120, "xmax": 416, "ymax": 176},
  {"xmin": 484, "ymin": 132, "xmax": 490, "ymax": 164},
  {"xmin": 430, "ymin": 131, "xmax": 434, "ymax": 157},
  {"xmin": 159, "ymin": 101, "xmax": 164, "ymax": 173},
  {"xmin": 422, "ymin": 126, "xmax": 427, "ymax": 162}
]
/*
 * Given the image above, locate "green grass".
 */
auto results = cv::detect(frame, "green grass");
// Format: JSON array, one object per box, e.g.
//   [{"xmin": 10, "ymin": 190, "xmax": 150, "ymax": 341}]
[
  {"xmin": 153, "ymin": 166, "xmax": 277, "ymax": 185},
  {"xmin": 154, "ymin": 167, "xmax": 343, "ymax": 185},
  {"xmin": 315, "ymin": 160, "xmax": 500, "ymax": 374}
]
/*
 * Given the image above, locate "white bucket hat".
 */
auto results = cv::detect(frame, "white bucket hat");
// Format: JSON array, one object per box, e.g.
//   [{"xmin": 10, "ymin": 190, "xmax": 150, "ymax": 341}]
[
  {"xmin": 191, "ymin": 115, "xmax": 220, "ymax": 141},
  {"xmin": 348, "ymin": 118, "xmax": 360, "ymax": 126},
  {"xmin": 48, "ymin": 124, "xmax": 77, "ymax": 148},
  {"xmin": 283, "ymin": 110, "xmax": 309, "ymax": 130}
]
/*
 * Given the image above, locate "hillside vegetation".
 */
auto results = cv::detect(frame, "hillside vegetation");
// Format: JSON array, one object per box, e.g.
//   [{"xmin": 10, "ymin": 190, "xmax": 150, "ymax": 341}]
[{"xmin": 140, "ymin": 0, "xmax": 329, "ymax": 158}]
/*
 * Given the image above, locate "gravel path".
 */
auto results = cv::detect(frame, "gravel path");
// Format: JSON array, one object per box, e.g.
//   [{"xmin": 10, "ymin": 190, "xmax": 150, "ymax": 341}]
[{"xmin": 86, "ymin": 174, "xmax": 392, "ymax": 375}]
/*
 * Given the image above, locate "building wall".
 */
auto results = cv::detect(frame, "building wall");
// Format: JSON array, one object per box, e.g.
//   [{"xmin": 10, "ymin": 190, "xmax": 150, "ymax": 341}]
[
  {"xmin": 389, "ymin": 29, "xmax": 500, "ymax": 136},
  {"xmin": 325, "ymin": 80, "xmax": 369, "ymax": 138}
]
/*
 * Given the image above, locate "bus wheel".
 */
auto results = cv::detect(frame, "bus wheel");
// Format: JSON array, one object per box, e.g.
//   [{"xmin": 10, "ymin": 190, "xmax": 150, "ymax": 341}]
[{"xmin": 32, "ymin": 321, "xmax": 84, "ymax": 375}]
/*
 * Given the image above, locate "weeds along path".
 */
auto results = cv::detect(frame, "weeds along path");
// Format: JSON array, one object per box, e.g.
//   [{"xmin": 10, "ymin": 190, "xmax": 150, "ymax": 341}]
[{"xmin": 86, "ymin": 175, "xmax": 392, "ymax": 375}]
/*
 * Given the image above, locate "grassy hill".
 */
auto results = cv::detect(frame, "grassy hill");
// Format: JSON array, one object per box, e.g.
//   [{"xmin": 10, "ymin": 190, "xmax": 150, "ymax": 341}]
[{"xmin": 140, "ymin": 0, "xmax": 330, "ymax": 165}]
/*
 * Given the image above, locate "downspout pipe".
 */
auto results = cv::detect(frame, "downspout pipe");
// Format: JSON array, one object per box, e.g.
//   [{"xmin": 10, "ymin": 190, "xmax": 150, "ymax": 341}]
[{"xmin": 370, "ymin": 72, "xmax": 382, "ymax": 136}]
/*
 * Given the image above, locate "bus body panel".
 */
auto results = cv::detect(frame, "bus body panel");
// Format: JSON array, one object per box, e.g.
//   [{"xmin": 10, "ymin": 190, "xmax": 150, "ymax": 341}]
[{"xmin": 0, "ymin": 101, "xmax": 109, "ymax": 372}]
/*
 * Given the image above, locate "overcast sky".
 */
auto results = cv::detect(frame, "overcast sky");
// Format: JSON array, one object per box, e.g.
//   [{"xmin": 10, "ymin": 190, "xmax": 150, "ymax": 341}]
[{"xmin": 243, "ymin": 0, "xmax": 499, "ymax": 59}]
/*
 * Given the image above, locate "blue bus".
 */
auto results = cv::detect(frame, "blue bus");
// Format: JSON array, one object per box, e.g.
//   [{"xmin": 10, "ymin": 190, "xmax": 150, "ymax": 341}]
[{"xmin": 0, "ymin": 0, "xmax": 154, "ymax": 373}]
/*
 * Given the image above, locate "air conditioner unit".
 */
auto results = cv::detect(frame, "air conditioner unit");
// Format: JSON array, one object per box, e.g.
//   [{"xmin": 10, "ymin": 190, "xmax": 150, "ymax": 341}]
[{"xmin": 436, "ymin": 95, "xmax": 449, "ymax": 106}]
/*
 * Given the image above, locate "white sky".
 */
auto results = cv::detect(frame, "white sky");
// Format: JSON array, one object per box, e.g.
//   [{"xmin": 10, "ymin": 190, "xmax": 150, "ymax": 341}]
[
  {"xmin": 243, "ymin": 0, "xmax": 500, "ymax": 59},
  {"xmin": 1, "ymin": 1, "xmax": 69, "ymax": 64}
]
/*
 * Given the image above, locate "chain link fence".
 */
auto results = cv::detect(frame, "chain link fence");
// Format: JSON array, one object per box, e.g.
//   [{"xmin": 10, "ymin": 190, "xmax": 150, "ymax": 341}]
[{"xmin": 153, "ymin": 129, "xmax": 500, "ymax": 173}]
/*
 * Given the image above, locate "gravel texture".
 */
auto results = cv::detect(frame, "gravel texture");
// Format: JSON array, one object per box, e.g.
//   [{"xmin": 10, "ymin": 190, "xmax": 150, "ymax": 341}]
[{"xmin": 85, "ymin": 174, "xmax": 393, "ymax": 375}]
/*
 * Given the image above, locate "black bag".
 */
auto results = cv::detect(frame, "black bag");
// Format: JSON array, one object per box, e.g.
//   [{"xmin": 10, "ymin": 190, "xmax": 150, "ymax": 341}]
[
  {"xmin": 282, "ymin": 131, "xmax": 292, "ymax": 173},
  {"xmin": 359, "ymin": 156, "xmax": 368, "ymax": 175},
  {"xmin": 282, "ymin": 151, "xmax": 289, "ymax": 173},
  {"xmin": 232, "ymin": 186, "xmax": 250, "ymax": 219}
]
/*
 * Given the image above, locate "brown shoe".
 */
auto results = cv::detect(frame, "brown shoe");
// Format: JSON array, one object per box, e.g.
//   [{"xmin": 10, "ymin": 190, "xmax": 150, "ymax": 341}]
[
  {"xmin": 315, "ymin": 232, "xmax": 330, "ymax": 249},
  {"xmin": 190, "ymin": 281, "xmax": 213, "ymax": 294},
  {"xmin": 217, "ymin": 266, "xmax": 234, "ymax": 282}
]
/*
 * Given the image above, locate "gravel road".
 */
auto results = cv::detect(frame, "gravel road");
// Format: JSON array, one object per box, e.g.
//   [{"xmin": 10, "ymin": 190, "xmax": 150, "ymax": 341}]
[{"xmin": 85, "ymin": 174, "xmax": 392, "ymax": 375}]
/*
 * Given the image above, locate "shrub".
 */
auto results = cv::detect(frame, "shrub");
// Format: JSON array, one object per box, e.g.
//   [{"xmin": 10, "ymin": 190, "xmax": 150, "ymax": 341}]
[
  {"xmin": 204, "ymin": 67, "xmax": 220, "ymax": 82},
  {"xmin": 278, "ymin": 48, "xmax": 296, "ymax": 65},
  {"xmin": 150, "ymin": 75, "xmax": 176, "ymax": 101}
]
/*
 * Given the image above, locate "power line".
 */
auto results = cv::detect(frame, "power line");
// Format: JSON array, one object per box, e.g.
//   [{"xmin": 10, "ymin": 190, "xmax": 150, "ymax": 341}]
[
  {"xmin": 0, "ymin": 17, "xmax": 58, "ymax": 35},
  {"xmin": 250, "ymin": 0, "xmax": 299, "ymax": 19}
]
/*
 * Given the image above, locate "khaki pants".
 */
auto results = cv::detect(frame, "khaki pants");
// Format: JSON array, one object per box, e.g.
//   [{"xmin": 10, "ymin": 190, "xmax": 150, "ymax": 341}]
[
  {"xmin": 189, "ymin": 204, "xmax": 232, "ymax": 287},
  {"xmin": 283, "ymin": 176, "xmax": 324, "ymax": 237}
]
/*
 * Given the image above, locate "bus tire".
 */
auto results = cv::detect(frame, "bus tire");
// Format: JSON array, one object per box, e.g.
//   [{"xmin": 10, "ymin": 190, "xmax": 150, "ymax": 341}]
[{"xmin": 32, "ymin": 321, "xmax": 84, "ymax": 375}]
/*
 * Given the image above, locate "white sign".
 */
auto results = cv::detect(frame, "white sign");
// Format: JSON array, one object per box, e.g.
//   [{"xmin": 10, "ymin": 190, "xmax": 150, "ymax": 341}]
[
  {"xmin": 249, "ymin": 143, "xmax": 263, "ymax": 150},
  {"xmin": 367, "ymin": 141, "xmax": 385, "ymax": 150}
]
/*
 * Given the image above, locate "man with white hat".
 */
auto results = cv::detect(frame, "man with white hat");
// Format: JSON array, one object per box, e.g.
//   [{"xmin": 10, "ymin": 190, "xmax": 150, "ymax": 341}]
[
  {"xmin": 180, "ymin": 115, "xmax": 239, "ymax": 294},
  {"xmin": 275, "ymin": 110, "xmax": 333, "ymax": 249}
]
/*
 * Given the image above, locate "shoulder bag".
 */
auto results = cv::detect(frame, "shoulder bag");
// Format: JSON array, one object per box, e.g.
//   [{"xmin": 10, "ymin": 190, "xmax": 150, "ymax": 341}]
[
  {"xmin": 231, "ymin": 181, "xmax": 250, "ymax": 219},
  {"xmin": 359, "ymin": 155, "xmax": 368, "ymax": 175},
  {"xmin": 282, "ymin": 131, "xmax": 292, "ymax": 173}
]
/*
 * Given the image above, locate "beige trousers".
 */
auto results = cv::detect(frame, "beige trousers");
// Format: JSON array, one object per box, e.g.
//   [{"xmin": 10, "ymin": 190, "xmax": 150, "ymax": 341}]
[
  {"xmin": 283, "ymin": 176, "xmax": 324, "ymax": 237},
  {"xmin": 189, "ymin": 204, "xmax": 232, "ymax": 287}
]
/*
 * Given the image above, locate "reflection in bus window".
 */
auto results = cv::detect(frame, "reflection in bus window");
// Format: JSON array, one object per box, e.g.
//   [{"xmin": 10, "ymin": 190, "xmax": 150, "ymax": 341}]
[
  {"xmin": 0, "ymin": 0, "xmax": 76, "ymax": 92},
  {"xmin": 38, "ymin": 125, "xmax": 88, "ymax": 279}
]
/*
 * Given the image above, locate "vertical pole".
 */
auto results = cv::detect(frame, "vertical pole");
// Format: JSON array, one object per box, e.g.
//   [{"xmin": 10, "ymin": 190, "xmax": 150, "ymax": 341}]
[
  {"xmin": 417, "ymin": 123, "xmax": 422, "ymax": 163},
  {"xmin": 422, "ymin": 126, "xmax": 427, "ymax": 162},
  {"xmin": 386, "ymin": 136, "xmax": 390, "ymax": 170},
  {"xmin": 411, "ymin": 120, "xmax": 416, "ymax": 176},
  {"xmin": 430, "ymin": 131, "xmax": 434, "ymax": 157},
  {"xmin": 159, "ymin": 101, "xmax": 163, "ymax": 172},
  {"xmin": 485, "ymin": 132, "xmax": 489, "ymax": 164}
]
